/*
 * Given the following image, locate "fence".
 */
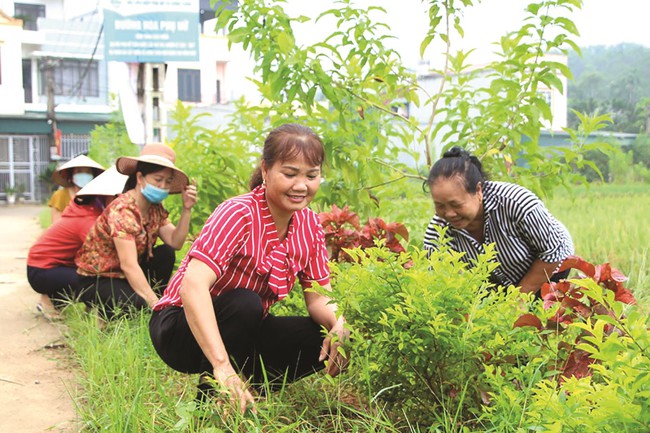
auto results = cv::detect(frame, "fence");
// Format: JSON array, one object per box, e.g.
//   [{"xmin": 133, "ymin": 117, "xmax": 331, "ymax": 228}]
[{"xmin": 0, "ymin": 133, "xmax": 91, "ymax": 203}]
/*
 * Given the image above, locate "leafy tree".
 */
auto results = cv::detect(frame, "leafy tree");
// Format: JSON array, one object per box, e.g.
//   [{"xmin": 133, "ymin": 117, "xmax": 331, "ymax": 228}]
[
  {"xmin": 204, "ymin": 0, "xmax": 602, "ymax": 215},
  {"xmin": 568, "ymin": 43, "xmax": 650, "ymax": 133},
  {"xmin": 87, "ymin": 116, "xmax": 140, "ymax": 168}
]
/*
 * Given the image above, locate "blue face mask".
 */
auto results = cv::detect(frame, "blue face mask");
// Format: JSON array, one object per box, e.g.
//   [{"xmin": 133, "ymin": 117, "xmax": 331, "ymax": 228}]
[
  {"xmin": 73, "ymin": 172, "xmax": 94, "ymax": 188},
  {"xmin": 141, "ymin": 182, "xmax": 169, "ymax": 204}
]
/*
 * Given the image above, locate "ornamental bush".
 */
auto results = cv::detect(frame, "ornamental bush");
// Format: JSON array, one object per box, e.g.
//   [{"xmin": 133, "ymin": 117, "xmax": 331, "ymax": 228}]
[{"xmin": 321, "ymin": 239, "xmax": 648, "ymax": 430}]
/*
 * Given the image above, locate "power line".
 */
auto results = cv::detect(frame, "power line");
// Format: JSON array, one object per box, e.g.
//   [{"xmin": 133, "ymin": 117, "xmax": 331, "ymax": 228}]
[{"xmin": 69, "ymin": 22, "xmax": 104, "ymax": 100}]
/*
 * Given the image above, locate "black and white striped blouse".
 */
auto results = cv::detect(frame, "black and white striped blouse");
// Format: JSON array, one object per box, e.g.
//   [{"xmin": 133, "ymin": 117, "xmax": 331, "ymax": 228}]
[{"xmin": 423, "ymin": 181, "xmax": 574, "ymax": 287}]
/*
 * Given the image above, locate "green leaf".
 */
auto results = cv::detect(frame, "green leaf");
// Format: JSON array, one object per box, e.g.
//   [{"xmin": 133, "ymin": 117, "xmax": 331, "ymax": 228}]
[{"xmin": 277, "ymin": 31, "xmax": 294, "ymax": 54}]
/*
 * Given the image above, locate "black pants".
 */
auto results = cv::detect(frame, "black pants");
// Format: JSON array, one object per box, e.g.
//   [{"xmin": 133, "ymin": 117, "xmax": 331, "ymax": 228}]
[
  {"xmin": 149, "ymin": 288, "xmax": 326, "ymax": 387},
  {"xmin": 27, "ymin": 265, "xmax": 81, "ymax": 307},
  {"xmin": 79, "ymin": 244, "xmax": 175, "ymax": 317}
]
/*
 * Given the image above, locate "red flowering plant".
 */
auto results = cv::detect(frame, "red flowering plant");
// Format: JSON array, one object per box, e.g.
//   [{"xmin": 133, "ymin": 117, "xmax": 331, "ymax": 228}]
[
  {"xmin": 318, "ymin": 204, "xmax": 409, "ymax": 262},
  {"xmin": 514, "ymin": 255, "xmax": 637, "ymax": 380}
]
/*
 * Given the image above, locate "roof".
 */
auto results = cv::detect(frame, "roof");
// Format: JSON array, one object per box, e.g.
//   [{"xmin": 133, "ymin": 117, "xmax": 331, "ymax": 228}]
[{"xmin": 0, "ymin": 111, "xmax": 111, "ymax": 134}]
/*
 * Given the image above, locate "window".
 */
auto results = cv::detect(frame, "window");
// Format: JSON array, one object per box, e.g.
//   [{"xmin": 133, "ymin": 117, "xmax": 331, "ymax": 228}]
[
  {"xmin": 539, "ymin": 90, "xmax": 552, "ymax": 106},
  {"xmin": 23, "ymin": 59, "xmax": 32, "ymax": 102},
  {"xmin": 38, "ymin": 59, "xmax": 100, "ymax": 98},
  {"xmin": 14, "ymin": 3, "xmax": 45, "ymax": 31},
  {"xmin": 391, "ymin": 102, "xmax": 410, "ymax": 118},
  {"xmin": 178, "ymin": 69, "xmax": 201, "ymax": 102}
]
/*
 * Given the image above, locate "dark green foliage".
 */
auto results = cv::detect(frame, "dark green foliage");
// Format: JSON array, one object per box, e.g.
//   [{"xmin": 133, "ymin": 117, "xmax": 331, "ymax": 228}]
[
  {"xmin": 573, "ymin": 133, "xmax": 650, "ymax": 183},
  {"xmin": 38, "ymin": 162, "xmax": 59, "ymax": 193},
  {"xmin": 568, "ymin": 44, "xmax": 650, "ymax": 133},
  {"xmin": 626, "ymin": 133, "xmax": 650, "ymax": 168}
]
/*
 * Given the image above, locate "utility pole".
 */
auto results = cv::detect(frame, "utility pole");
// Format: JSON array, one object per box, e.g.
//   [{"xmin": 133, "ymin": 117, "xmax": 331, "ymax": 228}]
[{"xmin": 44, "ymin": 57, "xmax": 60, "ymax": 160}]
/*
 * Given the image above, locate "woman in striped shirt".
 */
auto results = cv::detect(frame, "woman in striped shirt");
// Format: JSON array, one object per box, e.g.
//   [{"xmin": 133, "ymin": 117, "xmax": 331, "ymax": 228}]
[
  {"xmin": 149, "ymin": 124, "xmax": 349, "ymax": 413},
  {"xmin": 423, "ymin": 146, "xmax": 574, "ymax": 294}
]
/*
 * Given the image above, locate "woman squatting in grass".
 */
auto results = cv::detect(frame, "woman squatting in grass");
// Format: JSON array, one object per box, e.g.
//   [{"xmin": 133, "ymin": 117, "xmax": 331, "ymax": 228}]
[
  {"xmin": 149, "ymin": 123, "xmax": 350, "ymax": 413},
  {"xmin": 75, "ymin": 144, "xmax": 197, "ymax": 317},
  {"xmin": 27, "ymin": 166, "xmax": 127, "ymax": 320}
]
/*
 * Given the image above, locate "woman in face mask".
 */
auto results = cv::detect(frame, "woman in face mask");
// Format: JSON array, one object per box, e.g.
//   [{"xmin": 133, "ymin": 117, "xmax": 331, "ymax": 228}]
[
  {"xmin": 75, "ymin": 144, "xmax": 197, "ymax": 317},
  {"xmin": 49, "ymin": 155, "xmax": 105, "ymax": 223},
  {"xmin": 28, "ymin": 166, "xmax": 127, "ymax": 320}
]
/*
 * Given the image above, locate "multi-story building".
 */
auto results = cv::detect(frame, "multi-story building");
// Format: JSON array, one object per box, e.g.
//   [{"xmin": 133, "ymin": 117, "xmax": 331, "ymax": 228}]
[{"xmin": 0, "ymin": 0, "xmax": 251, "ymax": 202}]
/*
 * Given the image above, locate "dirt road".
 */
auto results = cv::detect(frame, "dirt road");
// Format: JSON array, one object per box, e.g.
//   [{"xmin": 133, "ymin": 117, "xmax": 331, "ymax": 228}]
[{"xmin": 0, "ymin": 204, "xmax": 78, "ymax": 432}]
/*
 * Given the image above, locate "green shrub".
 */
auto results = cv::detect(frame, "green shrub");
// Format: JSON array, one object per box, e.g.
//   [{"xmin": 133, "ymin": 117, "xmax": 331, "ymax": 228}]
[
  {"xmin": 87, "ymin": 119, "xmax": 140, "ymax": 168},
  {"xmin": 322, "ymin": 239, "xmax": 538, "ymax": 428},
  {"xmin": 523, "ymin": 286, "xmax": 650, "ymax": 432},
  {"xmin": 318, "ymin": 236, "xmax": 649, "ymax": 431},
  {"xmin": 165, "ymin": 101, "xmax": 258, "ymax": 236}
]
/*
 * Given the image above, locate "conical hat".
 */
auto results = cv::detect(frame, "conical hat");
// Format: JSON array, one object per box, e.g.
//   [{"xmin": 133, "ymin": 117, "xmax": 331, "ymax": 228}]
[
  {"xmin": 52, "ymin": 155, "xmax": 105, "ymax": 187},
  {"xmin": 76, "ymin": 165, "xmax": 128, "ymax": 197},
  {"xmin": 115, "ymin": 143, "xmax": 188, "ymax": 194}
]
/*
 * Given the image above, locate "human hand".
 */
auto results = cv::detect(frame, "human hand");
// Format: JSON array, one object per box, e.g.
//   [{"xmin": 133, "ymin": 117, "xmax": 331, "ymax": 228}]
[
  {"xmin": 319, "ymin": 320, "xmax": 350, "ymax": 377},
  {"xmin": 146, "ymin": 295, "xmax": 159, "ymax": 308},
  {"xmin": 213, "ymin": 363, "xmax": 257, "ymax": 414},
  {"xmin": 182, "ymin": 179, "xmax": 198, "ymax": 210}
]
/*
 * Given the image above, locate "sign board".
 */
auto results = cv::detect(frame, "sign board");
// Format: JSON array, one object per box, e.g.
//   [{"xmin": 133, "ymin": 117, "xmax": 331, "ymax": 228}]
[{"xmin": 103, "ymin": 0, "xmax": 199, "ymax": 62}]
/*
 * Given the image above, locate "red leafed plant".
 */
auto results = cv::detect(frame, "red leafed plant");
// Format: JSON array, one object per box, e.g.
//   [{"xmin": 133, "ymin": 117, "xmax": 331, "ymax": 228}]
[
  {"xmin": 319, "ymin": 204, "xmax": 409, "ymax": 262},
  {"xmin": 514, "ymin": 255, "xmax": 636, "ymax": 381}
]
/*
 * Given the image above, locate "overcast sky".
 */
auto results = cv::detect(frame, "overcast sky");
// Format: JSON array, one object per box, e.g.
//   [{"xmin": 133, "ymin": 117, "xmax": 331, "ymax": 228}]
[
  {"xmin": 78, "ymin": 1, "xmax": 649, "ymax": 69},
  {"xmin": 283, "ymin": 0, "xmax": 650, "ymax": 69}
]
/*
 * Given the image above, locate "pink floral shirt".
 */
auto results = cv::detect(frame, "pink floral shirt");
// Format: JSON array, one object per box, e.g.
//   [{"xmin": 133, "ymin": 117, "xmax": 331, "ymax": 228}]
[{"xmin": 75, "ymin": 193, "xmax": 170, "ymax": 278}]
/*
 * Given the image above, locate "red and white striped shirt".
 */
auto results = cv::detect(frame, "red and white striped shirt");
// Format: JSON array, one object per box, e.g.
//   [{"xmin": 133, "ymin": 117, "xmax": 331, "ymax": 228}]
[{"xmin": 153, "ymin": 185, "xmax": 330, "ymax": 315}]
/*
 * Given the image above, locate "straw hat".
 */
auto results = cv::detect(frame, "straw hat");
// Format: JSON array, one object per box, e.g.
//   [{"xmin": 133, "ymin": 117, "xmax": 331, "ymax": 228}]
[
  {"xmin": 76, "ymin": 166, "xmax": 128, "ymax": 197},
  {"xmin": 115, "ymin": 144, "xmax": 189, "ymax": 194},
  {"xmin": 52, "ymin": 155, "xmax": 105, "ymax": 187}
]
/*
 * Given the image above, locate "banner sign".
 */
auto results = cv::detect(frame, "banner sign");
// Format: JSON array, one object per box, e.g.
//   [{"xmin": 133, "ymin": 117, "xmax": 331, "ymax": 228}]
[{"xmin": 103, "ymin": 0, "xmax": 199, "ymax": 62}]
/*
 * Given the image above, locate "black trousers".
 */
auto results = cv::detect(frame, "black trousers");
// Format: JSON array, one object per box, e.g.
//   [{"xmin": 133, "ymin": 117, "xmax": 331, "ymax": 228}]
[
  {"xmin": 78, "ymin": 244, "xmax": 175, "ymax": 317},
  {"xmin": 149, "ymin": 288, "xmax": 326, "ymax": 387},
  {"xmin": 27, "ymin": 265, "xmax": 80, "ymax": 307}
]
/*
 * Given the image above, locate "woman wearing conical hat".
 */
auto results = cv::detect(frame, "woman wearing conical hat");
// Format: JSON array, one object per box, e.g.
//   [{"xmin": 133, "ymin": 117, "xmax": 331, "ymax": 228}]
[
  {"xmin": 48, "ymin": 154, "xmax": 104, "ymax": 223},
  {"xmin": 75, "ymin": 144, "xmax": 197, "ymax": 317},
  {"xmin": 28, "ymin": 166, "xmax": 127, "ymax": 321}
]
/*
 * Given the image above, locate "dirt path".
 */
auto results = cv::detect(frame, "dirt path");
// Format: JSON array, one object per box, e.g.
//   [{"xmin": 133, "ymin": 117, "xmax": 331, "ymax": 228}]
[{"xmin": 0, "ymin": 204, "xmax": 79, "ymax": 432}]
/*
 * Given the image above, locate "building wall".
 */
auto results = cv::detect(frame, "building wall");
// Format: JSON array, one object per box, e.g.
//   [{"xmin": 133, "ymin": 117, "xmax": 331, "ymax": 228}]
[
  {"xmin": 0, "ymin": 12, "xmax": 24, "ymax": 114},
  {"xmin": 1, "ymin": 0, "xmax": 254, "ymax": 202}
]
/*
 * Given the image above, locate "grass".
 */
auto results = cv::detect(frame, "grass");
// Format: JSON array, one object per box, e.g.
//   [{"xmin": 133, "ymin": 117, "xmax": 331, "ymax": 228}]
[
  {"xmin": 39, "ymin": 207, "xmax": 51, "ymax": 229},
  {"xmin": 62, "ymin": 304, "xmax": 397, "ymax": 432},
  {"xmin": 546, "ymin": 184, "xmax": 650, "ymax": 304},
  {"xmin": 59, "ymin": 182, "xmax": 650, "ymax": 432}
]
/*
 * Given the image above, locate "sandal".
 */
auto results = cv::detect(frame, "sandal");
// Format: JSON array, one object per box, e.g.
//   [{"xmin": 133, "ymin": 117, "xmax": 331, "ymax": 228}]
[{"xmin": 35, "ymin": 303, "xmax": 63, "ymax": 322}]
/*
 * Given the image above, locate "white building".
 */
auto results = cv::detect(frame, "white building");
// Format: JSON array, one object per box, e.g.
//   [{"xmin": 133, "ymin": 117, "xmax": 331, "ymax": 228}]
[
  {"xmin": 408, "ymin": 54, "xmax": 569, "ymax": 164},
  {"xmin": 0, "ymin": 0, "xmax": 253, "ymax": 202}
]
